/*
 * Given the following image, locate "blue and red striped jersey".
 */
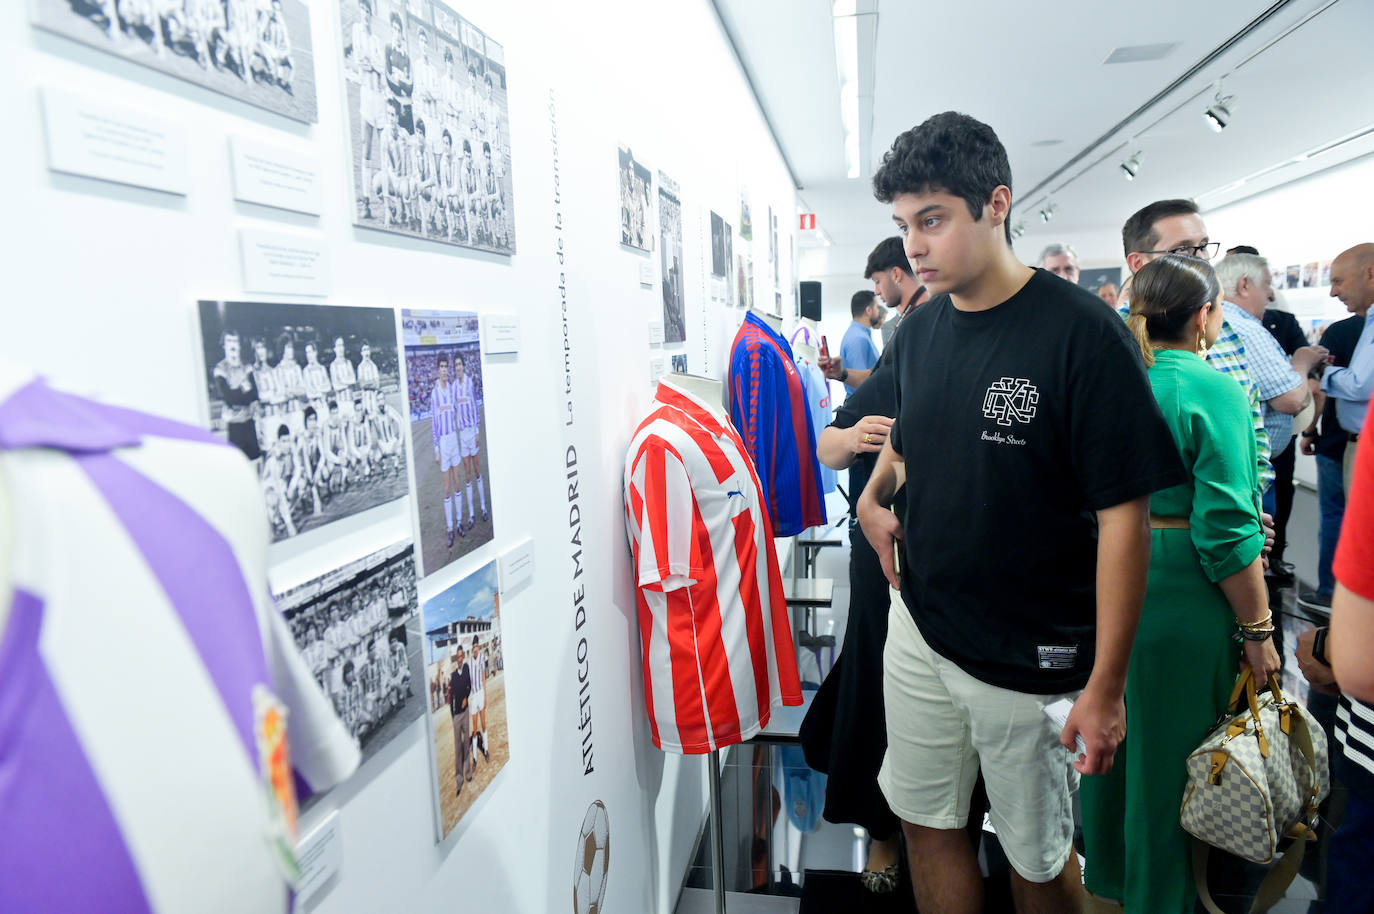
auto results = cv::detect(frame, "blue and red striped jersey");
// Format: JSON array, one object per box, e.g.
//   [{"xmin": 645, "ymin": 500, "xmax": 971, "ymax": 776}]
[{"xmin": 727, "ymin": 312, "xmax": 827, "ymax": 536}]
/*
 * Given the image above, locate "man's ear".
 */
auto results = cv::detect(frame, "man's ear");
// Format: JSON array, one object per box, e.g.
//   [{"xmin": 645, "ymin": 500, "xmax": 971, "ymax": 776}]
[{"xmin": 1125, "ymin": 252, "xmax": 1146, "ymax": 275}]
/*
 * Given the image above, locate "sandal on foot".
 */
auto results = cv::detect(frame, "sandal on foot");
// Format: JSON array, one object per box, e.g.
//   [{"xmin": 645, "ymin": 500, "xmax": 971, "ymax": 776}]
[{"xmin": 860, "ymin": 862, "xmax": 899, "ymax": 894}]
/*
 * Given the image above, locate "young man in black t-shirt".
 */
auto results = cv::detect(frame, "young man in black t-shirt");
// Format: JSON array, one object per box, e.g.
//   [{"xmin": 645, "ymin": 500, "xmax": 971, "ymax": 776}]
[{"xmin": 856, "ymin": 112, "xmax": 1185, "ymax": 914}]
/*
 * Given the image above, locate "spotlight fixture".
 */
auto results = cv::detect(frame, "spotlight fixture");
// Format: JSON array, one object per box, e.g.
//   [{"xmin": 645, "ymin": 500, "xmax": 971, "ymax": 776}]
[
  {"xmin": 1204, "ymin": 81, "xmax": 1235, "ymax": 133},
  {"xmin": 1010, "ymin": 221, "xmax": 1026, "ymax": 240},
  {"xmin": 1120, "ymin": 150, "xmax": 1144, "ymax": 181},
  {"xmin": 1039, "ymin": 202, "xmax": 1057, "ymax": 224}
]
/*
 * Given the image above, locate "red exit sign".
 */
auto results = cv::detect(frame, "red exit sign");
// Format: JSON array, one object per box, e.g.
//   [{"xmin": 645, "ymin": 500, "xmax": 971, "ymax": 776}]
[{"xmin": 799, "ymin": 213, "xmax": 817, "ymax": 230}]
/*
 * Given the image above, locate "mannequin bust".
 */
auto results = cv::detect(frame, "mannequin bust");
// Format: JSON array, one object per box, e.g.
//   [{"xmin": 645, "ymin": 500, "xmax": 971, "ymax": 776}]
[
  {"xmin": 665, "ymin": 372, "xmax": 726, "ymax": 418},
  {"xmin": 750, "ymin": 306, "xmax": 783, "ymax": 333}
]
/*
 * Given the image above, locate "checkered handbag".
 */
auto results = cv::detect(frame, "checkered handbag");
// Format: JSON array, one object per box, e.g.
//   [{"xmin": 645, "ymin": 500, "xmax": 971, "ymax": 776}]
[{"xmin": 1180, "ymin": 668, "xmax": 1328, "ymax": 914}]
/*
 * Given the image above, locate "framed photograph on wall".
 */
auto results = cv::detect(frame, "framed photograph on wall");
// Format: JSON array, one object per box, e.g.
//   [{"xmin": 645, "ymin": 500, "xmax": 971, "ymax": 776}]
[
  {"xmin": 740, "ymin": 192, "xmax": 753, "ymax": 241},
  {"xmin": 709, "ymin": 210, "xmax": 727, "ymax": 278},
  {"xmin": 658, "ymin": 171, "xmax": 685, "ymax": 344},
  {"xmin": 196, "ymin": 300, "xmax": 409, "ymax": 544},
  {"xmin": 618, "ymin": 145, "xmax": 651, "ymax": 251},
  {"xmin": 32, "ymin": 0, "xmax": 319, "ymax": 123},
  {"xmin": 274, "ymin": 539, "xmax": 423, "ymax": 804},
  {"xmin": 400, "ymin": 309, "xmax": 493, "ymax": 578},
  {"xmin": 420, "ymin": 558, "xmax": 508, "ymax": 840},
  {"xmin": 339, "ymin": 0, "xmax": 514, "ymax": 253}
]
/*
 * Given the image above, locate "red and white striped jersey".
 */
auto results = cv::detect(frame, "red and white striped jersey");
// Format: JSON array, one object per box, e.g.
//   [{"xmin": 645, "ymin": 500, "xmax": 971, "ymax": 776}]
[{"xmin": 623, "ymin": 379, "xmax": 802, "ymax": 754}]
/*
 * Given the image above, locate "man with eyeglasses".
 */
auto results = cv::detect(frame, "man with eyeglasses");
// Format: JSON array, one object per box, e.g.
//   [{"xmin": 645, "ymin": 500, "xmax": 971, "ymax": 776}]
[{"xmin": 1121, "ymin": 199, "xmax": 1274, "ymax": 500}]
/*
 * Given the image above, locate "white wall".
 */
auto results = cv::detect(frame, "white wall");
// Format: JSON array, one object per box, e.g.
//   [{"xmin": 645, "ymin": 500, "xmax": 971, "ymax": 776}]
[{"xmin": 0, "ymin": 1, "xmax": 797, "ymax": 912}]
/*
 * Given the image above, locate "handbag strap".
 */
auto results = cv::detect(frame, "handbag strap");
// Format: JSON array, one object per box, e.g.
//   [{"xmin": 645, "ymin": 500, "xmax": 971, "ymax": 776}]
[{"xmin": 1193, "ymin": 836, "xmax": 1312, "ymax": 914}]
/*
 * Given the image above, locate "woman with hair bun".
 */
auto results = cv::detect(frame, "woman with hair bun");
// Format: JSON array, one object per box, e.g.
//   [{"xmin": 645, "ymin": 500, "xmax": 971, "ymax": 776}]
[{"xmin": 1080, "ymin": 254, "xmax": 1282, "ymax": 912}]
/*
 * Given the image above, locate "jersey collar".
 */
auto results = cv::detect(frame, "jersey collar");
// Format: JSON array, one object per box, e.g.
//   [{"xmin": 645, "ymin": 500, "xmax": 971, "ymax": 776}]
[
  {"xmin": 0, "ymin": 367, "xmax": 142, "ymax": 455},
  {"xmin": 655, "ymin": 378, "xmax": 727, "ymax": 438}
]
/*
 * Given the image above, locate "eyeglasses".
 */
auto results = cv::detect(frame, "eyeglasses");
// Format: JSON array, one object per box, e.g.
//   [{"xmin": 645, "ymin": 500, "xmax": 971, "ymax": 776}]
[{"xmin": 1136, "ymin": 242, "xmax": 1222, "ymax": 261}]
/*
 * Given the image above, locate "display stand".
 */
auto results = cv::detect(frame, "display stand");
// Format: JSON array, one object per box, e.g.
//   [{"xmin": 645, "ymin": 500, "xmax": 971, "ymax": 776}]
[{"xmin": 708, "ymin": 748, "xmax": 727, "ymax": 913}]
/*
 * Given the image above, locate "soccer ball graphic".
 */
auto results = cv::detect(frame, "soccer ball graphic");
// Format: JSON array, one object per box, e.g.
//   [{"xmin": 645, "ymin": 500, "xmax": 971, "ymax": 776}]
[{"xmin": 572, "ymin": 800, "xmax": 610, "ymax": 914}]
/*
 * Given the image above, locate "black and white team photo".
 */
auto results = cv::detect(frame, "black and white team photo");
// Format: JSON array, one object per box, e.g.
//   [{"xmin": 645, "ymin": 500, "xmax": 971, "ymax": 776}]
[
  {"xmin": 619, "ymin": 144, "xmax": 652, "ymax": 251},
  {"xmin": 401, "ymin": 309, "xmax": 494, "ymax": 577},
  {"xmin": 658, "ymin": 170, "xmax": 685, "ymax": 344},
  {"xmin": 196, "ymin": 300, "xmax": 409, "ymax": 544},
  {"xmin": 33, "ymin": 0, "xmax": 318, "ymax": 122},
  {"xmin": 340, "ymin": 0, "xmax": 514, "ymax": 254},
  {"xmin": 274, "ymin": 539, "xmax": 425, "ymax": 789}
]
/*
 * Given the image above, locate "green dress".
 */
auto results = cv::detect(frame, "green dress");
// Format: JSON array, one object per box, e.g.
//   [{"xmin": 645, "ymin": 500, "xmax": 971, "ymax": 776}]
[{"xmin": 1080, "ymin": 348, "xmax": 1265, "ymax": 912}]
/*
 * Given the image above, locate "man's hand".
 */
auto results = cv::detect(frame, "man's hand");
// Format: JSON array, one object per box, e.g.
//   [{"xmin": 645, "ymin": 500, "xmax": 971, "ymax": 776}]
[
  {"xmin": 434, "ymin": 447, "xmax": 441, "ymax": 465},
  {"xmin": 1261, "ymin": 512, "xmax": 1275, "ymax": 555},
  {"xmin": 1061, "ymin": 685, "xmax": 1126, "ymax": 775},
  {"xmin": 857, "ymin": 492, "xmax": 902, "ymax": 590},
  {"xmin": 1297, "ymin": 628, "xmax": 1340, "ymax": 695},
  {"xmin": 849, "ymin": 416, "xmax": 893, "ymax": 455},
  {"xmin": 1301, "ymin": 435, "xmax": 1319, "ymax": 456},
  {"xmin": 819, "ymin": 353, "xmax": 845, "ymax": 381},
  {"xmin": 1292, "ymin": 345, "xmax": 1330, "ymax": 375}
]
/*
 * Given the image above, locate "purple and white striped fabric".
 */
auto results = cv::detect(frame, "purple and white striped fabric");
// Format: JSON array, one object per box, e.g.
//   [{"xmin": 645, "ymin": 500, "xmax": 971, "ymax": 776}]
[
  {"xmin": 431, "ymin": 380, "xmax": 457, "ymax": 443},
  {"xmin": 455, "ymin": 375, "xmax": 479, "ymax": 430},
  {"xmin": 0, "ymin": 367, "xmax": 359, "ymax": 914}
]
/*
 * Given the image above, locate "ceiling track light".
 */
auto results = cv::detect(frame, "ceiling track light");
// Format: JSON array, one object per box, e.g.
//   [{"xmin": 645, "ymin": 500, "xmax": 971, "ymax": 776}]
[
  {"xmin": 1039, "ymin": 202, "xmax": 1057, "ymax": 224},
  {"xmin": 1010, "ymin": 222, "xmax": 1026, "ymax": 240},
  {"xmin": 1120, "ymin": 148, "xmax": 1144, "ymax": 181},
  {"xmin": 1204, "ymin": 79, "xmax": 1236, "ymax": 133}
]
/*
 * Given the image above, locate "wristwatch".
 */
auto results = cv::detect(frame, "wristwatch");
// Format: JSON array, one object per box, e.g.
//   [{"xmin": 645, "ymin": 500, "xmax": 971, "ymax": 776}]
[
  {"xmin": 839, "ymin": 368, "xmax": 849, "ymax": 383},
  {"xmin": 1312, "ymin": 626, "xmax": 1330, "ymax": 667}
]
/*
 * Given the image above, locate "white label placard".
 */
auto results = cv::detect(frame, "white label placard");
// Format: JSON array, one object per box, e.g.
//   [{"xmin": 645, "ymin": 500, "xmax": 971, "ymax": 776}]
[
  {"xmin": 40, "ymin": 87, "xmax": 189, "ymax": 195},
  {"xmin": 649, "ymin": 355, "xmax": 667, "ymax": 384},
  {"xmin": 295, "ymin": 811, "xmax": 342, "ymax": 905},
  {"xmin": 229, "ymin": 136, "xmax": 323, "ymax": 215},
  {"xmin": 498, "ymin": 537, "xmax": 535, "ymax": 593},
  {"xmin": 239, "ymin": 229, "xmax": 331, "ymax": 297},
  {"xmin": 648, "ymin": 320, "xmax": 665, "ymax": 345},
  {"xmin": 639, "ymin": 261, "xmax": 655, "ymax": 286},
  {"xmin": 482, "ymin": 314, "xmax": 521, "ymax": 354}
]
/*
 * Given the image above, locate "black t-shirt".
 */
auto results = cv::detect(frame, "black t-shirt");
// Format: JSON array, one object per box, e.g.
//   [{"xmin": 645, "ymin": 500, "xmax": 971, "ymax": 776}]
[
  {"xmin": 831, "ymin": 361, "xmax": 905, "ymax": 523},
  {"xmin": 1316, "ymin": 315, "xmax": 1366, "ymax": 460},
  {"xmin": 888, "ymin": 268, "xmax": 1186, "ymax": 693}
]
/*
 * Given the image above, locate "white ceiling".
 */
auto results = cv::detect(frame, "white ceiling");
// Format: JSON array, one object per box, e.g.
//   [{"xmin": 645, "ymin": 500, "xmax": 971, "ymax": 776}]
[{"xmin": 714, "ymin": 0, "xmax": 1374, "ymax": 269}]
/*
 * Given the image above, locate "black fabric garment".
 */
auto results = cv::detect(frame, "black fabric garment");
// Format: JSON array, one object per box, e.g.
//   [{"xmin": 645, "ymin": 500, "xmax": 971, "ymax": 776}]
[
  {"xmin": 448, "ymin": 664, "xmax": 471, "ymax": 716},
  {"xmin": 1271, "ymin": 435, "xmax": 1297, "ymax": 562},
  {"xmin": 834, "ymin": 362, "xmax": 905, "ymax": 521},
  {"xmin": 888, "ymin": 269, "xmax": 1186, "ymax": 693},
  {"xmin": 1316, "ymin": 316, "xmax": 1366, "ymax": 461},
  {"xmin": 1263, "ymin": 308, "xmax": 1308, "ymax": 357},
  {"xmin": 798, "ymin": 361, "xmax": 902, "ymax": 839}
]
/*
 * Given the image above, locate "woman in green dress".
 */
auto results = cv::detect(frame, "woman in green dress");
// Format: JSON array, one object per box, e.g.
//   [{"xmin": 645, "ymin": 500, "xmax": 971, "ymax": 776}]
[{"xmin": 1080, "ymin": 254, "xmax": 1282, "ymax": 912}]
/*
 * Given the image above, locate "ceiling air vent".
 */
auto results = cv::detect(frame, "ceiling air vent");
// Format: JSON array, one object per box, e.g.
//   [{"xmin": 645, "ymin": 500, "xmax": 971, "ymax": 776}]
[{"xmin": 1103, "ymin": 42, "xmax": 1180, "ymax": 64}]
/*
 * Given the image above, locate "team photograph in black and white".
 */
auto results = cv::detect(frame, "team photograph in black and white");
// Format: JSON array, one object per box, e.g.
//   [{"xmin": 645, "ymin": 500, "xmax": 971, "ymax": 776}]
[
  {"xmin": 658, "ymin": 170, "xmax": 685, "ymax": 344},
  {"xmin": 197, "ymin": 300, "xmax": 409, "ymax": 544},
  {"xmin": 618, "ymin": 145, "xmax": 651, "ymax": 251},
  {"xmin": 340, "ymin": 0, "xmax": 514, "ymax": 254},
  {"xmin": 32, "ymin": 0, "xmax": 317, "ymax": 122},
  {"xmin": 274, "ymin": 539, "xmax": 424, "ymax": 787},
  {"xmin": 401, "ymin": 309, "xmax": 493, "ymax": 578}
]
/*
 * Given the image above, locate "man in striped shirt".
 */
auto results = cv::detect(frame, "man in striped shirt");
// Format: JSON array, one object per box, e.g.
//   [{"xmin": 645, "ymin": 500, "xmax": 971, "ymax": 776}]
[
  {"xmin": 454, "ymin": 353, "xmax": 487, "ymax": 531},
  {"xmin": 431, "ymin": 355, "xmax": 464, "ymax": 546}
]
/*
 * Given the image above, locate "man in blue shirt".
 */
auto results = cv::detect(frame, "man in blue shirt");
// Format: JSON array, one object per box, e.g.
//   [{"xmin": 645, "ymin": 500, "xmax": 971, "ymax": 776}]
[
  {"xmin": 839, "ymin": 290, "xmax": 882, "ymax": 393},
  {"xmin": 1322, "ymin": 243, "xmax": 1374, "ymax": 491},
  {"xmin": 1214, "ymin": 253, "xmax": 1329, "ymax": 515}
]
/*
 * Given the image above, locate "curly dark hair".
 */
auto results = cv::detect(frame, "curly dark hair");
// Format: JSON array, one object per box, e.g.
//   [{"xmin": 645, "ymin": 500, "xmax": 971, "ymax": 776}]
[{"xmin": 872, "ymin": 111, "xmax": 1013, "ymax": 243}]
